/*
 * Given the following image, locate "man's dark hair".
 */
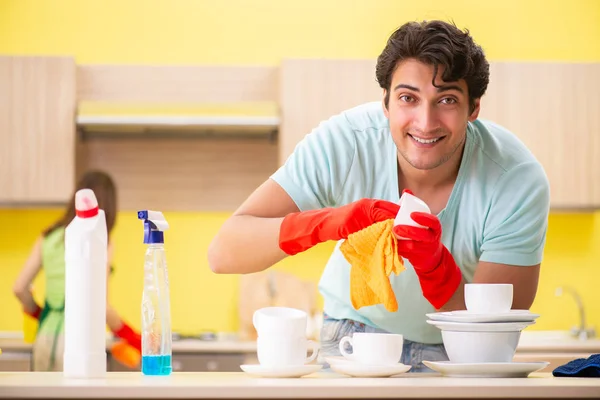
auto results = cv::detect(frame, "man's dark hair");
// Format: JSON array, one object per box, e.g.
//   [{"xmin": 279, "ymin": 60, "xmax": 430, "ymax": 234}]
[{"xmin": 376, "ymin": 20, "xmax": 490, "ymax": 112}]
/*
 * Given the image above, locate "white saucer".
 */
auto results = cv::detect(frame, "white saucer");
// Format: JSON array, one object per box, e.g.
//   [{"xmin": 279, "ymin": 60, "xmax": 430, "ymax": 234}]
[
  {"xmin": 240, "ymin": 364, "xmax": 322, "ymax": 378},
  {"xmin": 325, "ymin": 357, "xmax": 411, "ymax": 377},
  {"xmin": 324, "ymin": 356, "xmax": 356, "ymax": 365},
  {"xmin": 423, "ymin": 361, "xmax": 549, "ymax": 378},
  {"xmin": 426, "ymin": 310, "xmax": 539, "ymax": 324},
  {"xmin": 426, "ymin": 319, "xmax": 535, "ymax": 332}
]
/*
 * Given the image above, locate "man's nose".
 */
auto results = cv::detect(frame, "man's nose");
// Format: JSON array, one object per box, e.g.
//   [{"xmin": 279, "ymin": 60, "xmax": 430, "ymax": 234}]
[{"xmin": 413, "ymin": 105, "xmax": 441, "ymax": 134}]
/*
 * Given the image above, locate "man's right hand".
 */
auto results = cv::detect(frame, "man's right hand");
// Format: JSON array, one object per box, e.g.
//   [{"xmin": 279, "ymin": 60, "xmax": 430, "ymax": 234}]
[{"xmin": 279, "ymin": 198, "xmax": 400, "ymax": 255}]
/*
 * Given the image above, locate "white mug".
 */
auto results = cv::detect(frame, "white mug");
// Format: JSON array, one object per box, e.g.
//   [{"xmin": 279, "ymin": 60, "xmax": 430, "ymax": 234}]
[
  {"xmin": 253, "ymin": 307, "xmax": 307, "ymax": 337},
  {"xmin": 394, "ymin": 192, "xmax": 431, "ymax": 238},
  {"xmin": 256, "ymin": 335, "xmax": 319, "ymax": 367},
  {"xmin": 339, "ymin": 332, "xmax": 403, "ymax": 366},
  {"xmin": 465, "ymin": 283, "xmax": 513, "ymax": 314}
]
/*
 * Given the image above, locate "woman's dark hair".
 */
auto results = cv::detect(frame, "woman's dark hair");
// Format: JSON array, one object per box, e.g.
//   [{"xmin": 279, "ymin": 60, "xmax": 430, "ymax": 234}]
[
  {"xmin": 43, "ymin": 170, "xmax": 117, "ymax": 237},
  {"xmin": 376, "ymin": 20, "xmax": 490, "ymax": 112}
]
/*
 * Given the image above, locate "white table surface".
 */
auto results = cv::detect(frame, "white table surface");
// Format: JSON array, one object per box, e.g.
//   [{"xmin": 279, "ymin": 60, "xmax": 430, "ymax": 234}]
[{"xmin": 0, "ymin": 371, "xmax": 599, "ymax": 399}]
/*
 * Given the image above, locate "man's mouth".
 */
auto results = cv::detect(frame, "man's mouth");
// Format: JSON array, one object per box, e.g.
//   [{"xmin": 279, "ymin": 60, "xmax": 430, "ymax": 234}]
[{"xmin": 408, "ymin": 133, "xmax": 446, "ymax": 144}]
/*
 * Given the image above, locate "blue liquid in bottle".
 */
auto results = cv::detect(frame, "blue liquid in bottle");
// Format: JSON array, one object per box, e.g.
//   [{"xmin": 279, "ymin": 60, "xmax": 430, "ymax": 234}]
[
  {"xmin": 139, "ymin": 210, "xmax": 173, "ymax": 376},
  {"xmin": 142, "ymin": 355, "xmax": 172, "ymax": 376}
]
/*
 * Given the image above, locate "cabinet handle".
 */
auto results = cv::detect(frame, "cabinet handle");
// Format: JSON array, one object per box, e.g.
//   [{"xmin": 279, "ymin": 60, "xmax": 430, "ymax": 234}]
[
  {"xmin": 172, "ymin": 360, "xmax": 183, "ymax": 371},
  {"xmin": 206, "ymin": 361, "xmax": 218, "ymax": 371}
]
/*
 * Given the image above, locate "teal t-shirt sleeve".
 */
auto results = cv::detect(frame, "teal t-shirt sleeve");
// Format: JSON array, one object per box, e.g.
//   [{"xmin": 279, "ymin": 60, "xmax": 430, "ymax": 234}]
[
  {"xmin": 270, "ymin": 114, "xmax": 356, "ymax": 211},
  {"xmin": 479, "ymin": 161, "xmax": 550, "ymax": 266}
]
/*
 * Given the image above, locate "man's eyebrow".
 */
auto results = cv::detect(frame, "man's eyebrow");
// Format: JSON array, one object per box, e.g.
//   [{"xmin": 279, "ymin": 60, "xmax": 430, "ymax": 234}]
[
  {"xmin": 393, "ymin": 83, "xmax": 464, "ymax": 94},
  {"xmin": 393, "ymin": 83, "xmax": 419, "ymax": 92},
  {"xmin": 437, "ymin": 84, "xmax": 464, "ymax": 94}
]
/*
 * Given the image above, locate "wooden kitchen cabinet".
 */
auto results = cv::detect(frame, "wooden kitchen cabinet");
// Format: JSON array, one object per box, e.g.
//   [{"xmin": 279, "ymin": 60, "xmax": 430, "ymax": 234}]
[
  {"xmin": 0, "ymin": 56, "xmax": 76, "ymax": 204},
  {"xmin": 171, "ymin": 353, "xmax": 246, "ymax": 372},
  {"xmin": 107, "ymin": 352, "xmax": 246, "ymax": 373},
  {"xmin": 478, "ymin": 62, "xmax": 600, "ymax": 209},
  {"xmin": 0, "ymin": 351, "xmax": 31, "ymax": 372},
  {"xmin": 279, "ymin": 59, "xmax": 600, "ymax": 209},
  {"xmin": 278, "ymin": 59, "xmax": 381, "ymax": 166}
]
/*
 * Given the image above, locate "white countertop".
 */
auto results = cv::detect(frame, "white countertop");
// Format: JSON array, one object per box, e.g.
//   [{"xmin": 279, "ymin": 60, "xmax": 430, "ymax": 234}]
[
  {"xmin": 0, "ymin": 371, "xmax": 599, "ymax": 399},
  {"xmin": 3, "ymin": 333, "xmax": 600, "ymax": 354},
  {"xmin": 517, "ymin": 331, "xmax": 600, "ymax": 353}
]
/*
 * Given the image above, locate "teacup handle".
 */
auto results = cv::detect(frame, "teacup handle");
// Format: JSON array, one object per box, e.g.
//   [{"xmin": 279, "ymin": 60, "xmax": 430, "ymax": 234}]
[
  {"xmin": 305, "ymin": 340, "xmax": 319, "ymax": 363},
  {"xmin": 338, "ymin": 336, "xmax": 354, "ymax": 360}
]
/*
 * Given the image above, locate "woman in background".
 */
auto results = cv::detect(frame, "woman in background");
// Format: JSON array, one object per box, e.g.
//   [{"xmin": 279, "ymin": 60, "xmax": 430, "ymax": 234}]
[{"xmin": 13, "ymin": 170, "xmax": 141, "ymax": 371}]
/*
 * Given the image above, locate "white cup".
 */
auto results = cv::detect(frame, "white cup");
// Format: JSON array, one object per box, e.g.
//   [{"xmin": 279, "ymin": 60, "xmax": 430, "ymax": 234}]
[
  {"xmin": 253, "ymin": 307, "xmax": 307, "ymax": 337},
  {"xmin": 394, "ymin": 192, "xmax": 431, "ymax": 238},
  {"xmin": 465, "ymin": 283, "xmax": 513, "ymax": 314},
  {"xmin": 338, "ymin": 332, "xmax": 403, "ymax": 366},
  {"xmin": 256, "ymin": 335, "xmax": 319, "ymax": 367}
]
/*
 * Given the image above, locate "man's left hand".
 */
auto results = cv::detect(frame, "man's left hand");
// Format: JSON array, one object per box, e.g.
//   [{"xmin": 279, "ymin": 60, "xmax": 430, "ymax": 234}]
[{"xmin": 393, "ymin": 212, "xmax": 462, "ymax": 309}]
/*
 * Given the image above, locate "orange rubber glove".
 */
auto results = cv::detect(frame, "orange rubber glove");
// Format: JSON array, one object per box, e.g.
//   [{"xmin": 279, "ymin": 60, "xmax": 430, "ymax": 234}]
[
  {"xmin": 393, "ymin": 211, "xmax": 462, "ymax": 309},
  {"xmin": 113, "ymin": 321, "xmax": 142, "ymax": 353},
  {"xmin": 279, "ymin": 198, "xmax": 400, "ymax": 256},
  {"xmin": 111, "ymin": 340, "xmax": 141, "ymax": 369}
]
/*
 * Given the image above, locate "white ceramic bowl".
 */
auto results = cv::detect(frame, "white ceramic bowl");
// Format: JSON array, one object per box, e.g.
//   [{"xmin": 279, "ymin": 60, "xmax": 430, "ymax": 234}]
[{"xmin": 442, "ymin": 330, "xmax": 521, "ymax": 363}]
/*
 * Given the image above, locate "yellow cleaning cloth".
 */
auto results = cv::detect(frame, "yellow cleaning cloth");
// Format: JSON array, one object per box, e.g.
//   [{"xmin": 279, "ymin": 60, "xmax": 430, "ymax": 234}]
[{"xmin": 340, "ymin": 219, "xmax": 405, "ymax": 312}]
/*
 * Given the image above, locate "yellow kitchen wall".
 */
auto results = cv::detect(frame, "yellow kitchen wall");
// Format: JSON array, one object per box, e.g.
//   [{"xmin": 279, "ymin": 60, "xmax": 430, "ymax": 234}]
[
  {"xmin": 0, "ymin": 0, "xmax": 599, "ymax": 334},
  {"xmin": 0, "ymin": 0, "xmax": 599, "ymax": 63},
  {"xmin": 1, "ymin": 210, "xmax": 599, "ymax": 334},
  {"xmin": 0, "ymin": 209, "xmax": 336, "ymax": 334}
]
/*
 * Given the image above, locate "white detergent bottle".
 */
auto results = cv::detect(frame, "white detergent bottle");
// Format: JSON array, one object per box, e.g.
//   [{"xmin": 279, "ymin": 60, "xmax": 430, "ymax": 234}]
[
  {"xmin": 63, "ymin": 188, "xmax": 107, "ymax": 378},
  {"xmin": 138, "ymin": 210, "xmax": 172, "ymax": 376}
]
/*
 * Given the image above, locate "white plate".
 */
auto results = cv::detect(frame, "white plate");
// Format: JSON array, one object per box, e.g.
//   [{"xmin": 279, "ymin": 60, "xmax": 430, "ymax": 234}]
[
  {"xmin": 240, "ymin": 364, "xmax": 322, "ymax": 378},
  {"xmin": 426, "ymin": 319, "xmax": 535, "ymax": 332},
  {"xmin": 324, "ymin": 356, "xmax": 362, "ymax": 365},
  {"xmin": 324, "ymin": 356, "xmax": 405, "ymax": 366},
  {"xmin": 426, "ymin": 310, "xmax": 539, "ymax": 323},
  {"xmin": 422, "ymin": 360, "xmax": 549, "ymax": 378},
  {"xmin": 325, "ymin": 357, "xmax": 412, "ymax": 377},
  {"xmin": 330, "ymin": 362, "xmax": 412, "ymax": 378}
]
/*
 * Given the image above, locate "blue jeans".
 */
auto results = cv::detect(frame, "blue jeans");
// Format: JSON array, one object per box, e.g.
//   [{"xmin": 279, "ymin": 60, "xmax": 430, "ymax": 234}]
[{"xmin": 318, "ymin": 314, "xmax": 448, "ymax": 373}]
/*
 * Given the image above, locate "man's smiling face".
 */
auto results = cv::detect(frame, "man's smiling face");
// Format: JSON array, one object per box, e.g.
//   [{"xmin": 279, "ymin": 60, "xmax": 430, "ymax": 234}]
[{"xmin": 383, "ymin": 58, "xmax": 480, "ymax": 171}]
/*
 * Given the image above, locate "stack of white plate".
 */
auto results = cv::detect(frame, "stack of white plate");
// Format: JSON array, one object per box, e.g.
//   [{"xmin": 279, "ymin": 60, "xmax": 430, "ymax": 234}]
[{"xmin": 422, "ymin": 310, "xmax": 549, "ymax": 377}]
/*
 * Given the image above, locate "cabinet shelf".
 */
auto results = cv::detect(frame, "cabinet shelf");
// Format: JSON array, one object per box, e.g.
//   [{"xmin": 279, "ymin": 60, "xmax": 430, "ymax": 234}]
[
  {"xmin": 76, "ymin": 101, "xmax": 280, "ymax": 138},
  {"xmin": 77, "ymin": 115, "xmax": 279, "ymax": 139}
]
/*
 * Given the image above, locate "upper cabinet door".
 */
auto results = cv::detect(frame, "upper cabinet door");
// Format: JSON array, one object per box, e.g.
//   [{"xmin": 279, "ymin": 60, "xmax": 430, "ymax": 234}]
[
  {"xmin": 477, "ymin": 62, "xmax": 600, "ymax": 209},
  {"xmin": 279, "ymin": 59, "xmax": 382, "ymax": 165},
  {"xmin": 0, "ymin": 56, "xmax": 76, "ymax": 204}
]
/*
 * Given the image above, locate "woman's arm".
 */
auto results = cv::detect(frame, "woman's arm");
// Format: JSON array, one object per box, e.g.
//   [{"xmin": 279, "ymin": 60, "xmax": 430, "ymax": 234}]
[{"xmin": 13, "ymin": 236, "xmax": 44, "ymax": 317}]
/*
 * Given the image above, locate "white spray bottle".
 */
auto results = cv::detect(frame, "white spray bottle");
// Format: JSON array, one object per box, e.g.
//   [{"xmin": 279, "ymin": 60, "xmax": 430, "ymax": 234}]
[
  {"xmin": 63, "ymin": 189, "xmax": 107, "ymax": 378},
  {"xmin": 138, "ymin": 210, "xmax": 172, "ymax": 376}
]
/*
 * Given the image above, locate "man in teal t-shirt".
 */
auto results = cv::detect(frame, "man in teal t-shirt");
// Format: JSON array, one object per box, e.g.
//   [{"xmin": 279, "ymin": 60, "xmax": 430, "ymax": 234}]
[{"xmin": 208, "ymin": 20, "xmax": 550, "ymax": 372}]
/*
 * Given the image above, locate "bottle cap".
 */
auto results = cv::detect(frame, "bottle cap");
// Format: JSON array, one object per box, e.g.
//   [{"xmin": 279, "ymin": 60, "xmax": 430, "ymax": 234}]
[
  {"xmin": 138, "ymin": 210, "xmax": 169, "ymax": 244},
  {"xmin": 75, "ymin": 189, "xmax": 99, "ymax": 218}
]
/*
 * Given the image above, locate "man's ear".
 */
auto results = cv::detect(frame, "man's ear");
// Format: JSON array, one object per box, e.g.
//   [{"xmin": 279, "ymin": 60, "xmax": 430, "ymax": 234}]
[
  {"xmin": 469, "ymin": 98, "xmax": 481, "ymax": 121},
  {"xmin": 382, "ymin": 90, "xmax": 390, "ymax": 118}
]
